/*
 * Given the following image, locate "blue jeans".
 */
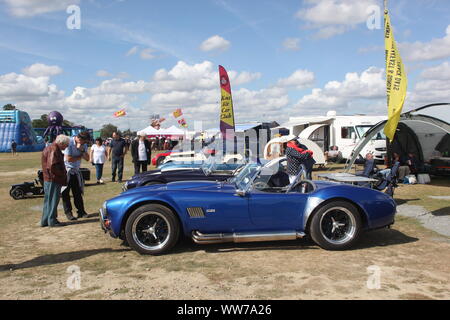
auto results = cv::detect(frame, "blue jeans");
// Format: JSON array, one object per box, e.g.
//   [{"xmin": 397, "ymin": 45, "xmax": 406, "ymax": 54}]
[
  {"xmin": 111, "ymin": 157, "xmax": 124, "ymax": 181},
  {"xmin": 94, "ymin": 163, "xmax": 104, "ymax": 181},
  {"xmin": 41, "ymin": 181, "xmax": 62, "ymax": 226}
]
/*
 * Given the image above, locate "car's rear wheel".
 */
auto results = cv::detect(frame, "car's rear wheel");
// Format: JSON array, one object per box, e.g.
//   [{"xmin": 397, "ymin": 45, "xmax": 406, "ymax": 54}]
[
  {"xmin": 10, "ymin": 187, "xmax": 25, "ymax": 200},
  {"xmin": 156, "ymin": 156, "xmax": 166, "ymax": 167},
  {"xmin": 310, "ymin": 201, "xmax": 362, "ymax": 250},
  {"xmin": 125, "ymin": 204, "xmax": 179, "ymax": 255}
]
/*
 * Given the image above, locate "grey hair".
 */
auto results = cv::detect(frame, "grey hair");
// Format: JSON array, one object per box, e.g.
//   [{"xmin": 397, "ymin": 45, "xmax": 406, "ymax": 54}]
[{"xmin": 55, "ymin": 134, "xmax": 70, "ymax": 146}]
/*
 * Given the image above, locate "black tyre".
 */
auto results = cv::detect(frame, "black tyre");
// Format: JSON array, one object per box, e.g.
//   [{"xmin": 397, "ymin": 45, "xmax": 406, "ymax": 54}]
[
  {"xmin": 125, "ymin": 204, "xmax": 180, "ymax": 255},
  {"xmin": 309, "ymin": 201, "xmax": 362, "ymax": 250},
  {"xmin": 10, "ymin": 187, "xmax": 25, "ymax": 200},
  {"xmin": 156, "ymin": 156, "xmax": 166, "ymax": 167}
]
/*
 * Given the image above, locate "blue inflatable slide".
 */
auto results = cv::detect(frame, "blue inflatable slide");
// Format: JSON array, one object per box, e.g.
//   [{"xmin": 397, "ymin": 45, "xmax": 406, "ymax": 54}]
[{"xmin": 0, "ymin": 110, "xmax": 45, "ymax": 152}]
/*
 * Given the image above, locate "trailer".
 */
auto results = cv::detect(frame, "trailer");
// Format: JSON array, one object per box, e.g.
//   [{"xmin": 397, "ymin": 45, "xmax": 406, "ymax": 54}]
[{"xmin": 277, "ymin": 111, "xmax": 387, "ymax": 162}]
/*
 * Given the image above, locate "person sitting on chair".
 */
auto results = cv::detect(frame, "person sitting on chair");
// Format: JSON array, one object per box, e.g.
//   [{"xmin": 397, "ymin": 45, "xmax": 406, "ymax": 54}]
[
  {"xmin": 325, "ymin": 145, "xmax": 342, "ymax": 163},
  {"xmin": 358, "ymin": 153, "xmax": 378, "ymax": 177}
]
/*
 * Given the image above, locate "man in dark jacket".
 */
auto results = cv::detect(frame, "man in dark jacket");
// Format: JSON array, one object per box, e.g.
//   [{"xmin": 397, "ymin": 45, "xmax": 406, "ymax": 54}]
[
  {"xmin": 41, "ymin": 135, "xmax": 70, "ymax": 227},
  {"xmin": 108, "ymin": 132, "xmax": 128, "ymax": 182},
  {"xmin": 131, "ymin": 133, "xmax": 151, "ymax": 174}
]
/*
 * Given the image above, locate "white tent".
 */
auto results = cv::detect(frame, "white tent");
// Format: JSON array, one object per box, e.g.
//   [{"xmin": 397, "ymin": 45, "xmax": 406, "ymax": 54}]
[
  {"xmin": 137, "ymin": 125, "xmax": 185, "ymax": 137},
  {"xmin": 137, "ymin": 125, "xmax": 160, "ymax": 136}
]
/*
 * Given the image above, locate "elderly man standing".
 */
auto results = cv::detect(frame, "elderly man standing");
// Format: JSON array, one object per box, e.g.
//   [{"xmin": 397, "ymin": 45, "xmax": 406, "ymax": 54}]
[
  {"xmin": 62, "ymin": 131, "xmax": 91, "ymax": 221},
  {"xmin": 131, "ymin": 133, "xmax": 151, "ymax": 175},
  {"xmin": 40, "ymin": 134, "xmax": 70, "ymax": 227}
]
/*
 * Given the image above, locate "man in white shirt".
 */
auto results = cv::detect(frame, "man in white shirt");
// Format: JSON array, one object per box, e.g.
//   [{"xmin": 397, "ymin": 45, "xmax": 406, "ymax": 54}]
[{"xmin": 131, "ymin": 133, "xmax": 151, "ymax": 175}]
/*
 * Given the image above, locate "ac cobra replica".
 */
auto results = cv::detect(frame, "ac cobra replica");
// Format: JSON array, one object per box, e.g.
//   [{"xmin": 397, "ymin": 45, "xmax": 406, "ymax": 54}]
[{"xmin": 100, "ymin": 158, "xmax": 396, "ymax": 255}]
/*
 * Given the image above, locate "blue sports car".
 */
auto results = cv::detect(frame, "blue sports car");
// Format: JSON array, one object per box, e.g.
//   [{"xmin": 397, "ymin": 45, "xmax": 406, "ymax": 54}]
[{"xmin": 100, "ymin": 158, "xmax": 396, "ymax": 255}]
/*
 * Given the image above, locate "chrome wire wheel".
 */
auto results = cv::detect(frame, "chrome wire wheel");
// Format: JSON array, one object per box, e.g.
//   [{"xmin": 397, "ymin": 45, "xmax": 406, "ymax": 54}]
[
  {"xmin": 132, "ymin": 211, "xmax": 171, "ymax": 251},
  {"xmin": 319, "ymin": 207, "xmax": 356, "ymax": 245}
]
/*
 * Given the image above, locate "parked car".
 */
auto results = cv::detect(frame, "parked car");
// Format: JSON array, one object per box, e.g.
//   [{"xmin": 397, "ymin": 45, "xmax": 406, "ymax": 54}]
[
  {"xmin": 101, "ymin": 157, "xmax": 396, "ymax": 255},
  {"xmin": 123, "ymin": 158, "xmax": 244, "ymax": 191}
]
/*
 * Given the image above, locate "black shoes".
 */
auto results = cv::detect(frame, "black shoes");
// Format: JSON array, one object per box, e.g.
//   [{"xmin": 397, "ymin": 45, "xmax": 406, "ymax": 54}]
[
  {"xmin": 65, "ymin": 213, "xmax": 77, "ymax": 221},
  {"xmin": 50, "ymin": 220, "xmax": 66, "ymax": 227},
  {"xmin": 77, "ymin": 211, "xmax": 89, "ymax": 219}
]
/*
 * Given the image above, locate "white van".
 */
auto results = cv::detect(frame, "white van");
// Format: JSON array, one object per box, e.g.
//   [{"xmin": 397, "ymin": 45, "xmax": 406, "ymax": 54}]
[{"xmin": 280, "ymin": 111, "xmax": 387, "ymax": 162}]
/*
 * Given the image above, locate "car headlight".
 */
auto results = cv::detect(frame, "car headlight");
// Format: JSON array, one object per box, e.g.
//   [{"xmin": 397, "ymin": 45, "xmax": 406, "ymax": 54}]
[{"xmin": 102, "ymin": 201, "xmax": 108, "ymax": 215}]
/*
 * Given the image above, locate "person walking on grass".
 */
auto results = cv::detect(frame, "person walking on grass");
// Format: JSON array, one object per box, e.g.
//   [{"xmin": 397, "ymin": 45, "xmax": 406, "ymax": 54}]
[
  {"xmin": 62, "ymin": 131, "xmax": 91, "ymax": 221},
  {"xmin": 11, "ymin": 140, "xmax": 17, "ymax": 156},
  {"xmin": 40, "ymin": 134, "xmax": 70, "ymax": 227},
  {"xmin": 131, "ymin": 133, "xmax": 151, "ymax": 175},
  {"xmin": 90, "ymin": 137, "xmax": 108, "ymax": 184},
  {"xmin": 108, "ymin": 132, "xmax": 128, "ymax": 183}
]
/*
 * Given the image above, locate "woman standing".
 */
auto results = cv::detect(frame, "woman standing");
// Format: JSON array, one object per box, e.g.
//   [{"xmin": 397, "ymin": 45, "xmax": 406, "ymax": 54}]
[{"xmin": 90, "ymin": 138, "xmax": 108, "ymax": 184}]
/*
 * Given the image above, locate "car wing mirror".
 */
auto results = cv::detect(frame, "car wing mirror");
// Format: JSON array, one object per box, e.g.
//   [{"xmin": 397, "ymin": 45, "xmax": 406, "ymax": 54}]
[{"xmin": 234, "ymin": 189, "xmax": 247, "ymax": 197}]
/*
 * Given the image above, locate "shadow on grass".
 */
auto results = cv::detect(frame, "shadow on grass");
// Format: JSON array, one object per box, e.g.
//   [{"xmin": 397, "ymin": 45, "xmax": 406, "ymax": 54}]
[
  {"xmin": 354, "ymin": 228, "xmax": 419, "ymax": 250},
  {"xmin": 0, "ymin": 248, "xmax": 130, "ymax": 272},
  {"xmin": 430, "ymin": 206, "xmax": 450, "ymax": 216},
  {"xmin": 165, "ymin": 228, "xmax": 418, "ymax": 254},
  {"xmin": 395, "ymin": 198, "xmax": 421, "ymax": 205}
]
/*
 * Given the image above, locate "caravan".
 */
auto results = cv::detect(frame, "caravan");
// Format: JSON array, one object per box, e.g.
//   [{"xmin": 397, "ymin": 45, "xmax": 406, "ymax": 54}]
[{"xmin": 279, "ymin": 111, "xmax": 387, "ymax": 162}]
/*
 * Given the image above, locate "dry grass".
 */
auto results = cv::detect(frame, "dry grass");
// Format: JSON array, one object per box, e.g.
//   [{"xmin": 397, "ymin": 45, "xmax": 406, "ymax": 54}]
[{"xmin": 0, "ymin": 152, "xmax": 449, "ymax": 300}]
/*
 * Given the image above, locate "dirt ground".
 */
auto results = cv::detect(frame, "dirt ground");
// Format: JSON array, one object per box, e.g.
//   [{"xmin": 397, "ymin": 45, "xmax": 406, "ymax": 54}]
[{"xmin": 0, "ymin": 152, "xmax": 449, "ymax": 300}]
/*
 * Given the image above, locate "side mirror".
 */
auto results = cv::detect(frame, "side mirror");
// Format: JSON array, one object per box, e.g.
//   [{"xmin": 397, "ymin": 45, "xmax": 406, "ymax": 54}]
[{"xmin": 234, "ymin": 189, "xmax": 246, "ymax": 197}]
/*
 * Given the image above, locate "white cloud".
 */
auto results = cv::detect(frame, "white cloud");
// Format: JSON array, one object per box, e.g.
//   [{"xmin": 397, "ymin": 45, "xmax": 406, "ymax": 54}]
[
  {"xmin": 140, "ymin": 48, "xmax": 156, "ymax": 60},
  {"xmin": 22, "ymin": 63, "xmax": 63, "ymax": 77},
  {"xmin": 199, "ymin": 35, "xmax": 230, "ymax": 52},
  {"xmin": 294, "ymin": 66, "xmax": 385, "ymax": 114},
  {"xmin": 3, "ymin": 0, "xmax": 80, "ymax": 17},
  {"xmin": 296, "ymin": 0, "xmax": 378, "ymax": 39},
  {"xmin": 282, "ymin": 38, "xmax": 301, "ymax": 51},
  {"xmin": 400, "ymin": 25, "xmax": 450, "ymax": 61},
  {"xmin": 420, "ymin": 61, "xmax": 450, "ymax": 80},
  {"xmin": 96, "ymin": 70, "xmax": 112, "ymax": 77},
  {"xmin": 125, "ymin": 45, "xmax": 139, "ymax": 56},
  {"xmin": 276, "ymin": 69, "xmax": 315, "ymax": 89},
  {"xmin": 408, "ymin": 61, "xmax": 450, "ymax": 110},
  {"xmin": 0, "ymin": 72, "xmax": 57, "ymax": 100}
]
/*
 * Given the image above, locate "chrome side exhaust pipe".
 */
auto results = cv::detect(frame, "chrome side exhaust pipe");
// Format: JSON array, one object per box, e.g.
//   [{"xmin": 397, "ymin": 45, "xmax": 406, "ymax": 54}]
[{"xmin": 192, "ymin": 230, "xmax": 305, "ymax": 244}]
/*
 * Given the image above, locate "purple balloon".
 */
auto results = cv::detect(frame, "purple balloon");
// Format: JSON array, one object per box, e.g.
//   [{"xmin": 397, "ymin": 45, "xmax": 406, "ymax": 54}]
[{"xmin": 47, "ymin": 111, "xmax": 63, "ymax": 126}]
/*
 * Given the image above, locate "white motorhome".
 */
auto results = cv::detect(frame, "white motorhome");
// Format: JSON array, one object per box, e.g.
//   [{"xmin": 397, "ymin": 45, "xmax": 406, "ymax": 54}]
[{"xmin": 279, "ymin": 111, "xmax": 387, "ymax": 162}]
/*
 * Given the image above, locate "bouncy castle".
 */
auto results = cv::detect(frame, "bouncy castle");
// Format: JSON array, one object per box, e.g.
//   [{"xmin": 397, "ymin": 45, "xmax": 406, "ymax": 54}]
[{"xmin": 0, "ymin": 109, "xmax": 45, "ymax": 152}]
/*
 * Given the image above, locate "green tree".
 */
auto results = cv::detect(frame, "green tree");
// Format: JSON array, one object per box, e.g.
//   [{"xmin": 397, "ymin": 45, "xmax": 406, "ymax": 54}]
[
  {"xmin": 32, "ymin": 114, "xmax": 48, "ymax": 128},
  {"xmin": 100, "ymin": 123, "xmax": 120, "ymax": 139},
  {"xmin": 3, "ymin": 104, "xmax": 16, "ymax": 110},
  {"xmin": 122, "ymin": 129, "xmax": 136, "ymax": 138}
]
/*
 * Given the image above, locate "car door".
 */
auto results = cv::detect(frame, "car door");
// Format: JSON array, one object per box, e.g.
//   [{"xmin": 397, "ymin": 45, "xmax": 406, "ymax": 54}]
[
  {"xmin": 248, "ymin": 189, "xmax": 308, "ymax": 230},
  {"xmin": 179, "ymin": 187, "xmax": 251, "ymax": 233}
]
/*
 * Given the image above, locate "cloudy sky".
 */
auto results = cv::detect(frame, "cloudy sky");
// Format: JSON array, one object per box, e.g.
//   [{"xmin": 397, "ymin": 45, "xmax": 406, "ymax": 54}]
[{"xmin": 0, "ymin": 0, "xmax": 449, "ymax": 131}]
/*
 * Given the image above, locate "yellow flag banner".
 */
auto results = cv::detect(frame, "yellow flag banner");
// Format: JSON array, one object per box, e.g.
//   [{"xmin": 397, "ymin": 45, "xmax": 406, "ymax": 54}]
[{"xmin": 384, "ymin": 10, "xmax": 407, "ymax": 142}]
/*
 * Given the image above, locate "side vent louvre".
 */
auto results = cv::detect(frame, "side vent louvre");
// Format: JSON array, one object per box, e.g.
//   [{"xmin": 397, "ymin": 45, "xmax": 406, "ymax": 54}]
[{"xmin": 187, "ymin": 207, "xmax": 205, "ymax": 218}]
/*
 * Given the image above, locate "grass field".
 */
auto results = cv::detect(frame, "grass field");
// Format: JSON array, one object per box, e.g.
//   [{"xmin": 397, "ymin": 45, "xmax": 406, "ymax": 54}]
[{"xmin": 0, "ymin": 151, "xmax": 449, "ymax": 300}]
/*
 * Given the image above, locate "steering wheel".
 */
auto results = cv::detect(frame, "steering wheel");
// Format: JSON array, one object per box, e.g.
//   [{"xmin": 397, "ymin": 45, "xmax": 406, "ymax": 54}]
[
  {"xmin": 290, "ymin": 179, "xmax": 316, "ymax": 193},
  {"xmin": 253, "ymin": 181, "xmax": 270, "ymax": 190}
]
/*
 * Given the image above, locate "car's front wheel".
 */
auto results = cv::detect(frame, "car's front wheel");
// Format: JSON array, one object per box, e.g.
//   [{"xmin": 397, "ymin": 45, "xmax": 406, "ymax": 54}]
[
  {"xmin": 125, "ymin": 204, "xmax": 180, "ymax": 255},
  {"xmin": 310, "ymin": 201, "xmax": 362, "ymax": 250}
]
